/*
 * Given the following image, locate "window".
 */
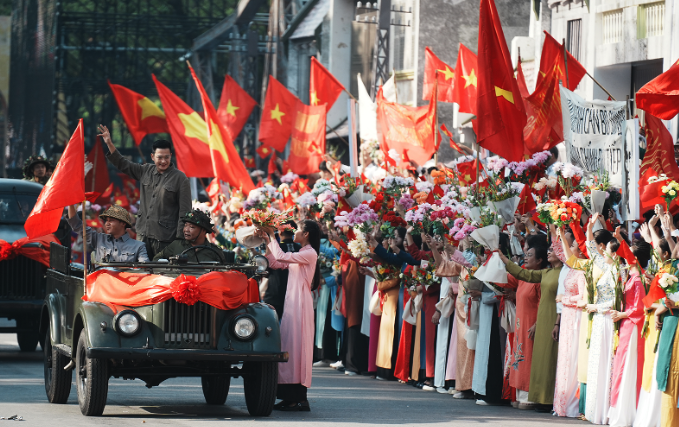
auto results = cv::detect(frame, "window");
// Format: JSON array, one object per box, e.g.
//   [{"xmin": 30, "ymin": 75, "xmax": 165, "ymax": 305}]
[
  {"xmin": 603, "ymin": 9, "xmax": 623, "ymax": 44},
  {"xmin": 637, "ymin": 2, "xmax": 665, "ymax": 39},
  {"xmin": 566, "ymin": 19, "xmax": 582, "ymax": 61}
]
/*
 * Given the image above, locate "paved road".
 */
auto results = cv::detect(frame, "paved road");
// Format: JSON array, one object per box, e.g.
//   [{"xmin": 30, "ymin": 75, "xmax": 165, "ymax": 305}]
[{"xmin": 0, "ymin": 326, "xmax": 580, "ymax": 426}]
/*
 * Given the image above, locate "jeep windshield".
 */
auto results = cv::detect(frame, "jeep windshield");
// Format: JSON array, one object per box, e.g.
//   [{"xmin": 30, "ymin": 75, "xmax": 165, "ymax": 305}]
[{"xmin": 0, "ymin": 192, "xmax": 38, "ymax": 224}]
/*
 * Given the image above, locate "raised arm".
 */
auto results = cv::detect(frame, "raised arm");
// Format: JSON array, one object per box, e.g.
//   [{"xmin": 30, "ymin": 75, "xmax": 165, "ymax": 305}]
[
  {"xmin": 499, "ymin": 251, "xmax": 544, "ymax": 283},
  {"xmin": 100, "ymin": 125, "xmax": 145, "ymax": 180},
  {"xmin": 67, "ymin": 205, "xmax": 99, "ymax": 248},
  {"xmin": 267, "ymin": 236, "xmax": 317, "ymax": 265}
]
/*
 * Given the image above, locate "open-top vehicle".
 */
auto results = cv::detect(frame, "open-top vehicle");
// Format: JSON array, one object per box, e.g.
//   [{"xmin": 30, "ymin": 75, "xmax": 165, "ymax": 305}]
[{"xmin": 41, "ymin": 242, "xmax": 286, "ymax": 416}]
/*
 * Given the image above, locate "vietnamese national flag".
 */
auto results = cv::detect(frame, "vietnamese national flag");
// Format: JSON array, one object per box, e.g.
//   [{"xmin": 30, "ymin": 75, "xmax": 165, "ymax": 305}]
[
  {"xmin": 523, "ymin": 61, "xmax": 564, "ymax": 154},
  {"xmin": 189, "ymin": 65, "xmax": 255, "ymax": 194},
  {"xmin": 259, "ymin": 75, "xmax": 299, "ymax": 152},
  {"xmin": 84, "ymin": 137, "xmax": 110, "ymax": 193},
  {"xmin": 516, "ymin": 182, "xmax": 536, "ymax": 214},
  {"xmin": 288, "ymin": 101, "xmax": 327, "ymax": 175},
  {"xmin": 476, "ymin": 0, "xmax": 527, "ymax": 162},
  {"xmin": 376, "ymin": 88, "xmax": 439, "ymax": 166},
  {"xmin": 440, "ymin": 123, "xmax": 464, "ymax": 155},
  {"xmin": 268, "ymin": 151, "xmax": 278, "ymax": 176},
  {"xmin": 516, "ymin": 58, "xmax": 530, "ymax": 98},
  {"xmin": 108, "ymin": 82, "xmax": 169, "ymax": 146},
  {"xmin": 536, "ymin": 32, "xmax": 587, "ymax": 92},
  {"xmin": 423, "ymin": 47, "xmax": 455, "ymax": 102},
  {"xmin": 453, "ymin": 44, "xmax": 478, "ymax": 115},
  {"xmin": 217, "ymin": 75, "xmax": 257, "ymax": 140},
  {"xmin": 636, "ymin": 59, "xmax": 679, "ymax": 120},
  {"xmin": 153, "ymin": 74, "xmax": 212, "ymax": 178},
  {"xmin": 456, "ymin": 159, "xmax": 478, "ymax": 186},
  {"xmin": 256, "ymin": 144, "xmax": 274, "ymax": 159},
  {"xmin": 24, "ymin": 119, "xmax": 85, "ymax": 239},
  {"xmin": 244, "ymin": 156, "xmax": 256, "ymax": 169},
  {"xmin": 309, "ymin": 56, "xmax": 345, "ymax": 109}
]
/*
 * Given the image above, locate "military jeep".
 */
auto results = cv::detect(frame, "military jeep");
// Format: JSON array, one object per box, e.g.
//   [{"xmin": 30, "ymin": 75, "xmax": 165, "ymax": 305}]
[
  {"xmin": 0, "ymin": 179, "xmax": 47, "ymax": 351},
  {"xmin": 41, "ymin": 243, "xmax": 286, "ymax": 417}
]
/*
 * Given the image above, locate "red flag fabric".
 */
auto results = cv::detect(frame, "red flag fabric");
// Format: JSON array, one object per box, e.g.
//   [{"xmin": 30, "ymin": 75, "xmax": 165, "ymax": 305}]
[
  {"xmin": 376, "ymin": 89, "xmax": 439, "ymax": 166},
  {"xmin": 256, "ymin": 144, "xmax": 274, "ymax": 159},
  {"xmin": 636, "ymin": 59, "xmax": 679, "ymax": 120},
  {"xmin": 639, "ymin": 168, "xmax": 669, "ymax": 211},
  {"xmin": 206, "ymin": 178, "xmax": 222, "ymax": 206},
  {"xmin": 217, "ymin": 75, "xmax": 257, "ymax": 141},
  {"xmin": 453, "ymin": 44, "xmax": 478, "ymax": 115},
  {"xmin": 456, "ymin": 160, "xmax": 478, "ymax": 186},
  {"xmin": 259, "ymin": 75, "xmax": 299, "ymax": 152},
  {"xmin": 476, "ymin": 0, "xmax": 527, "ymax": 162},
  {"xmin": 309, "ymin": 56, "xmax": 345, "ymax": 109},
  {"xmin": 268, "ymin": 151, "xmax": 278, "ymax": 176},
  {"xmin": 153, "ymin": 74, "xmax": 212, "ymax": 178},
  {"xmin": 516, "ymin": 183, "xmax": 536, "ymax": 214},
  {"xmin": 640, "ymin": 114, "xmax": 679, "ymax": 181},
  {"xmin": 288, "ymin": 102, "xmax": 327, "ymax": 175},
  {"xmin": 642, "ymin": 275, "xmax": 667, "ymax": 308},
  {"xmin": 84, "ymin": 137, "xmax": 110, "ymax": 193},
  {"xmin": 108, "ymin": 82, "xmax": 169, "ymax": 146},
  {"xmin": 24, "ymin": 120, "xmax": 85, "ymax": 239},
  {"xmin": 423, "ymin": 47, "xmax": 455, "ymax": 102},
  {"xmin": 0, "ymin": 235, "xmax": 59, "ymax": 267},
  {"xmin": 189, "ymin": 65, "xmax": 255, "ymax": 194},
  {"xmin": 536, "ymin": 32, "xmax": 587, "ymax": 92},
  {"xmin": 516, "ymin": 59, "xmax": 530, "ymax": 98},
  {"xmin": 244, "ymin": 156, "xmax": 256, "ymax": 169},
  {"xmin": 571, "ymin": 221, "xmax": 589, "ymax": 259},
  {"xmin": 440, "ymin": 124, "xmax": 464, "ymax": 155},
  {"xmin": 523, "ymin": 62, "xmax": 564, "ymax": 154}
]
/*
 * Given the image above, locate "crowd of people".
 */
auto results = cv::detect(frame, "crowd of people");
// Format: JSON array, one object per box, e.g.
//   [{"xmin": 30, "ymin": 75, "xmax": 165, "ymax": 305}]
[{"xmin": 23, "ymin": 123, "xmax": 679, "ymax": 425}]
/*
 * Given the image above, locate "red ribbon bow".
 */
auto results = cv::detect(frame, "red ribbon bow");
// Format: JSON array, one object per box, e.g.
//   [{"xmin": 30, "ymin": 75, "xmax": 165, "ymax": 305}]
[
  {"xmin": 483, "ymin": 250, "xmax": 499, "ymax": 267},
  {"xmin": 170, "ymin": 274, "xmax": 201, "ymax": 306}
]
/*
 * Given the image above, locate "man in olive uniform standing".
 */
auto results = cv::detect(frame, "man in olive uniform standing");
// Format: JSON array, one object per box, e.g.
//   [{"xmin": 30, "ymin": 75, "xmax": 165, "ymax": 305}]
[
  {"xmin": 153, "ymin": 209, "xmax": 224, "ymax": 263},
  {"xmin": 98, "ymin": 124, "xmax": 191, "ymax": 259}
]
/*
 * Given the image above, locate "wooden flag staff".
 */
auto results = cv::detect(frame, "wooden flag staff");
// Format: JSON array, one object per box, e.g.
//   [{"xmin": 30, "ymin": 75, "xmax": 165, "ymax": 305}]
[
  {"xmin": 82, "ymin": 200, "xmax": 88, "ymax": 296},
  {"xmin": 434, "ymin": 70, "xmax": 439, "ymax": 164}
]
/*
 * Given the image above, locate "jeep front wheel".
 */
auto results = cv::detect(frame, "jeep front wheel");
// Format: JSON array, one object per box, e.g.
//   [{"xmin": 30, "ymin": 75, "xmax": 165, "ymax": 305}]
[
  {"xmin": 75, "ymin": 330, "xmax": 109, "ymax": 416},
  {"xmin": 201, "ymin": 375, "xmax": 231, "ymax": 405},
  {"xmin": 44, "ymin": 328, "xmax": 72, "ymax": 403},
  {"xmin": 243, "ymin": 362, "xmax": 277, "ymax": 416}
]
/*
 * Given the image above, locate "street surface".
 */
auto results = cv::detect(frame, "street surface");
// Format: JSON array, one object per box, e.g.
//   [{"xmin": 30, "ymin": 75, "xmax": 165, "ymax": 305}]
[{"xmin": 0, "ymin": 320, "xmax": 579, "ymax": 426}]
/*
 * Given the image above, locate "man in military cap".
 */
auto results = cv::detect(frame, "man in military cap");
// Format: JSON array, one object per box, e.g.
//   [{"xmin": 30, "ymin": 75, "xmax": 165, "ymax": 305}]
[
  {"xmin": 22, "ymin": 155, "xmax": 51, "ymax": 185},
  {"xmin": 153, "ymin": 209, "xmax": 225, "ymax": 263},
  {"xmin": 67, "ymin": 204, "xmax": 149, "ymax": 263}
]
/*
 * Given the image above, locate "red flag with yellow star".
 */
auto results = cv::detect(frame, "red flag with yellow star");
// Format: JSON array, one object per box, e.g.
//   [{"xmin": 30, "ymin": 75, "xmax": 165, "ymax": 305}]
[
  {"xmin": 288, "ymin": 101, "xmax": 327, "ymax": 175},
  {"xmin": 636, "ymin": 59, "xmax": 679, "ymax": 120},
  {"xmin": 536, "ymin": 32, "xmax": 586, "ymax": 92},
  {"xmin": 259, "ymin": 75, "xmax": 299, "ymax": 152},
  {"xmin": 309, "ymin": 56, "xmax": 345, "ymax": 110},
  {"xmin": 523, "ymin": 60, "xmax": 564, "ymax": 154},
  {"xmin": 217, "ymin": 75, "xmax": 257, "ymax": 141},
  {"xmin": 423, "ymin": 47, "xmax": 455, "ymax": 102},
  {"xmin": 476, "ymin": 0, "xmax": 526, "ymax": 162},
  {"xmin": 108, "ymin": 81, "xmax": 169, "ymax": 146},
  {"xmin": 455, "ymin": 159, "xmax": 478, "ymax": 186},
  {"xmin": 189, "ymin": 65, "xmax": 255, "ymax": 194},
  {"xmin": 453, "ymin": 44, "xmax": 478, "ymax": 115},
  {"xmin": 256, "ymin": 144, "xmax": 274, "ymax": 159},
  {"xmin": 153, "ymin": 74, "xmax": 212, "ymax": 178}
]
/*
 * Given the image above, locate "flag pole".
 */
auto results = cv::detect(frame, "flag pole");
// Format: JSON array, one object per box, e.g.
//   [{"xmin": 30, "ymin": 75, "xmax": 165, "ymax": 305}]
[
  {"xmin": 135, "ymin": 144, "xmax": 146, "ymax": 164},
  {"xmin": 585, "ymin": 71, "xmax": 616, "ymax": 101},
  {"xmin": 343, "ymin": 88, "xmax": 358, "ymax": 102},
  {"xmin": 434, "ymin": 70, "xmax": 439, "ymax": 164},
  {"xmin": 81, "ymin": 200, "xmax": 88, "ymax": 296},
  {"xmin": 91, "ymin": 143, "xmax": 98, "ymax": 192},
  {"xmin": 475, "ymin": 142, "xmax": 480, "ymax": 190},
  {"xmin": 562, "ymin": 38, "xmax": 569, "ymax": 89}
]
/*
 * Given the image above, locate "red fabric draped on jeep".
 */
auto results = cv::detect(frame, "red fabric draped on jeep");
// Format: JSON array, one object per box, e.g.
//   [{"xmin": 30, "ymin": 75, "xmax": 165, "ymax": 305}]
[{"xmin": 83, "ymin": 270, "xmax": 259, "ymax": 312}]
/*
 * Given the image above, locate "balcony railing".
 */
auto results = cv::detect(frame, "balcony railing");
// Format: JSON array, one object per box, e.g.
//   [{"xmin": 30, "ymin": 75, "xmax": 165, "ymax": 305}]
[
  {"xmin": 638, "ymin": 2, "xmax": 665, "ymax": 39},
  {"xmin": 603, "ymin": 9, "xmax": 623, "ymax": 44}
]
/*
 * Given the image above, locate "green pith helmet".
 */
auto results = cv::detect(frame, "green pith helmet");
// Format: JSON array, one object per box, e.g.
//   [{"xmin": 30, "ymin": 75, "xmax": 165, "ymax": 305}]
[
  {"xmin": 182, "ymin": 209, "xmax": 214, "ymax": 233},
  {"xmin": 22, "ymin": 155, "xmax": 50, "ymax": 179}
]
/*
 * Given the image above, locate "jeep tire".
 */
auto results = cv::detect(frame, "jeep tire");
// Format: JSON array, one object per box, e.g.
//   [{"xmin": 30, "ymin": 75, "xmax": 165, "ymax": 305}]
[
  {"xmin": 201, "ymin": 375, "xmax": 231, "ymax": 405},
  {"xmin": 75, "ymin": 330, "xmax": 109, "ymax": 416},
  {"xmin": 243, "ymin": 362, "xmax": 277, "ymax": 416},
  {"xmin": 17, "ymin": 318, "xmax": 39, "ymax": 352},
  {"xmin": 44, "ymin": 328, "xmax": 72, "ymax": 403}
]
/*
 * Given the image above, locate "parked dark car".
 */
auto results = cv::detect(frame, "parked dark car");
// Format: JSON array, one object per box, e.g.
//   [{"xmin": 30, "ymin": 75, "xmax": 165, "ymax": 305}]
[
  {"xmin": 0, "ymin": 178, "xmax": 47, "ymax": 351},
  {"xmin": 41, "ymin": 243, "xmax": 286, "ymax": 417}
]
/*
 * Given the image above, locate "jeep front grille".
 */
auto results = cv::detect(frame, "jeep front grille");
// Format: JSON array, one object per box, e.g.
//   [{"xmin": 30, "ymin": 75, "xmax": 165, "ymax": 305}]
[
  {"xmin": 163, "ymin": 300, "xmax": 214, "ymax": 349},
  {"xmin": 0, "ymin": 256, "xmax": 46, "ymax": 300}
]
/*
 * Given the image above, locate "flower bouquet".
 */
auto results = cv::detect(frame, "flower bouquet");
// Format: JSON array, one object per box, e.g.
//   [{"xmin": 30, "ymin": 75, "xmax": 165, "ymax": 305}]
[
  {"xmin": 241, "ymin": 208, "xmax": 294, "ymax": 234},
  {"xmin": 334, "ymin": 203, "xmax": 379, "ymax": 235},
  {"xmin": 380, "ymin": 211, "xmax": 407, "ymax": 238},
  {"xmin": 470, "ymin": 208, "xmax": 507, "ymax": 284},
  {"xmin": 659, "ymin": 272, "xmax": 679, "ymax": 303},
  {"xmin": 536, "ymin": 200, "xmax": 582, "ymax": 227},
  {"xmin": 661, "ymin": 180, "xmax": 679, "ymax": 212},
  {"xmin": 347, "ymin": 230, "xmax": 372, "ymax": 265},
  {"xmin": 449, "ymin": 218, "xmax": 476, "ymax": 241},
  {"xmin": 338, "ymin": 176, "xmax": 373, "ymax": 208},
  {"xmin": 486, "ymin": 181, "xmax": 522, "ymax": 225},
  {"xmin": 428, "ymin": 206, "xmax": 458, "ymax": 236},
  {"xmin": 382, "ymin": 175, "xmax": 414, "ymax": 197},
  {"xmin": 243, "ymin": 184, "xmax": 281, "ymax": 210},
  {"xmin": 507, "ymin": 151, "xmax": 551, "ymax": 184},
  {"xmin": 405, "ymin": 203, "xmax": 435, "ymax": 235},
  {"xmin": 553, "ymin": 162, "xmax": 584, "ymax": 197}
]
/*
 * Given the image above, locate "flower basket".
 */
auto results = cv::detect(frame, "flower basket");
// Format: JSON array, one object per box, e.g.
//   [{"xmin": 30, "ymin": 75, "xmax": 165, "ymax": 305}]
[{"xmin": 470, "ymin": 225, "xmax": 508, "ymax": 284}]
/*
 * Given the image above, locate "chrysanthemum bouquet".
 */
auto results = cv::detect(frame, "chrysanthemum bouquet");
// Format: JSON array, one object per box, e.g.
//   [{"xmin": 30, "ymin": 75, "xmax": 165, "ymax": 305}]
[
  {"xmin": 661, "ymin": 181, "xmax": 679, "ymax": 211},
  {"xmin": 659, "ymin": 272, "xmax": 679, "ymax": 303},
  {"xmin": 334, "ymin": 203, "xmax": 379, "ymax": 234},
  {"xmin": 243, "ymin": 184, "xmax": 281, "ymax": 210},
  {"xmin": 382, "ymin": 176, "xmax": 414, "ymax": 197},
  {"xmin": 553, "ymin": 162, "xmax": 584, "ymax": 197},
  {"xmin": 405, "ymin": 203, "xmax": 434, "ymax": 235},
  {"xmin": 347, "ymin": 230, "xmax": 371, "ymax": 264}
]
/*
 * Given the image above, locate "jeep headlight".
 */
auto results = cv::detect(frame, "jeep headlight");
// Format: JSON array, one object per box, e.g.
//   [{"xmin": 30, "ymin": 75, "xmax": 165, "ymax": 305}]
[
  {"xmin": 114, "ymin": 310, "xmax": 142, "ymax": 337},
  {"xmin": 232, "ymin": 316, "xmax": 257, "ymax": 340},
  {"xmin": 252, "ymin": 255, "xmax": 269, "ymax": 274}
]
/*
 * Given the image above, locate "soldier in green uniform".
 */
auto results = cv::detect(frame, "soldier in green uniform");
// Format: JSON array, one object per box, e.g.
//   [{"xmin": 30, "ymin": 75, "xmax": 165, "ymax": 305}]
[{"xmin": 153, "ymin": 209, "xmax": 225, "ymax": 263}]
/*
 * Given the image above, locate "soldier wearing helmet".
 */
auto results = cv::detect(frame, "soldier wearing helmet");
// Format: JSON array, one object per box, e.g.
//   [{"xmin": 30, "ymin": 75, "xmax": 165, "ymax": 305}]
[{"xmin": 152, "ymin": 209, "xmax": 225, "ymax": 263}]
